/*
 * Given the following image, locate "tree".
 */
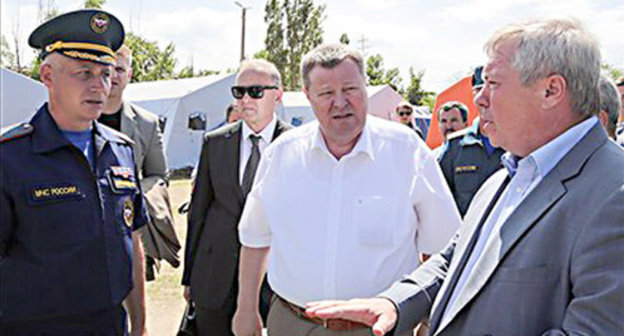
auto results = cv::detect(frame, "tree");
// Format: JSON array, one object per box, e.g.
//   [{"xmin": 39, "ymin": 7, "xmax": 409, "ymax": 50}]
[
  {"xmin": 366, "ymin": 54, "xmax": 401, "ymax": 89},
  {"xmin": 263, "ymin": 0, "xmax": 287, "ymax": 80},
  {"xmin": 84, "ymin": 0, "xmax": 106, "ymax": 9},
  {"xmin": 339, "ymin": 33, "xmax": 350, "ymax": 45},
  {"xmin": 405, "ymin": 67, "xmax": 434, "ymax": 105},
  {"xmin": 1, "ymin": 35, "xmax": 16, "ymax": 68},
  {"xmin": 125, "ymin": 33, "xmax": 177, "ymax": 82},
  {"xmin": 602, "ymin": 63, "xmax": 623, "ymax": 82},
  {"xmin": 176, "ymin": 65, "xmax": 220, "ymax": 79},
  {"xmin": 263, "ymin": 0, "xmax": 325, "ymax": 90}
]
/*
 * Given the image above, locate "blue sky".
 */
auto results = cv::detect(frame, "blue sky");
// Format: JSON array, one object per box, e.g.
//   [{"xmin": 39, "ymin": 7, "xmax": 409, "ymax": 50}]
[{"xmin": 2, "ymin": 0, "xmax": 622, "ymax": 92}]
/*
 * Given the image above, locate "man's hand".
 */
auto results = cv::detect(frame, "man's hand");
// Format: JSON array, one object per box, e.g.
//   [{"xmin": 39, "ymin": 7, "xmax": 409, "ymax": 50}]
[
  {"xmin": 231, "ymin": 307, "xmax": 263, "ymax": 336},
  {"xmin": 183, "ymin": 286, "xmax": 191, "ymax": 303},
  {"xmin": 305, "ymin": 298, "xmax": 398, "ymax": 336}
]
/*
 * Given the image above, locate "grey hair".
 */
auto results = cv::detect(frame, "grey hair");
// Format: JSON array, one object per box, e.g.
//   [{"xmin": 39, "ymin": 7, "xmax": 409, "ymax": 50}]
[
  {"xmin": 484, "ymin": 18, "xmax": 601, "ymax": 117},
  {"xmin": 301, "ymin": 43, "xmax": 364, "ymax": 89},
  {"xmin": 598, "ymin": 74, "xmax": 621, "ymax": 134},
  {"xmin": 238, "ymin": 59, "xmax": 282, "ymax": 86},
  {"xmin": 116, "ymin": 45, "xmax": 133, "ymax": 67}
]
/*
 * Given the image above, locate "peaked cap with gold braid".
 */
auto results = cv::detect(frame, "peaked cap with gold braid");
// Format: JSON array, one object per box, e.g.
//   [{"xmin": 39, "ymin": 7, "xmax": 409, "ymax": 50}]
[{"xmin": 28, "ymin": 9, "xmax": 124, "ymax": 66}]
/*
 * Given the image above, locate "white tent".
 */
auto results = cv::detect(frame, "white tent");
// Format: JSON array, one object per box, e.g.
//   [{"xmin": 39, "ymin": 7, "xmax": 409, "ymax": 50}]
[
  {"xmin": 1, "ymin": 67, "xmax": 48, "ymax": 128},
  {"xmin": 125, "ymin": 73, "xmax": 236, "ymax": 169},
  {"xmin": 276, "ymin": 84, "xmax": 404, "ymax": 126}
]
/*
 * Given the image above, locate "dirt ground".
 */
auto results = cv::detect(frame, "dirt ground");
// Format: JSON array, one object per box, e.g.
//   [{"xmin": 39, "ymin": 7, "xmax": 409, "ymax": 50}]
[{"xmin": 145, "ymin": 179, "xmax": 192, "ymax": 336}]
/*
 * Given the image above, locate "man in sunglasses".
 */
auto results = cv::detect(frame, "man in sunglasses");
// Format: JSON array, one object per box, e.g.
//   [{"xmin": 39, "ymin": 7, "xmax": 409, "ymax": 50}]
[
  {"xmin": 233, "ymin": 43, "xmax": 461, "ymax": 336},
  {"xmin": 182, "ymin": 59, "xmax": 291, "ymax": 336},
  {"xmin": 395, "ymin": 101, "xmax": 424, "ymax": 139}
]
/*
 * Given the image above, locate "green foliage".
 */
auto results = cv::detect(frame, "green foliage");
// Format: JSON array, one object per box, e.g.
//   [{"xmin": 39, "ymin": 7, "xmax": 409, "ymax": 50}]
[
  {"xmin": 176, "ymin": 65, "xmax": 220, "ymax": 79},
  {"xmin": 84, "ymin": 0, "xmax": 106, "ymax": 9},
  {"xmin": 405, "ymin": 67, "xmax": 434, "ymax": 105},
  {"xmin": 339, "ymin": 33, "xmax": 350, "ymax": 45},
  {"xmin": 366, "ymin": 54, "xmax": 401, "ymax": 89},
  {"xmin": 421, "ymin": 95, "xmax": 436, "ymax": 114},
  {"xmin": 601, "ymin": 63, "xmax": 623, "ymax": 82},
  {"xmin": 1, "ymin": 35, "xmax": 15, "ymax": 68},
  {"xmin": 263, "ymin": 0, "xmax": 325, "ymax": 90},
  {"xmin": 125, "ymin": 32, "xmax": 176, "ymax": 82}
]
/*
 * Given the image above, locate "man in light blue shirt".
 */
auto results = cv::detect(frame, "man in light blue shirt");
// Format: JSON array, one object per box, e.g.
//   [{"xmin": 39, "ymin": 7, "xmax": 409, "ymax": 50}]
[{"xmin": 303, "ymin": 18, "xmax": 624, "ymax": 336}]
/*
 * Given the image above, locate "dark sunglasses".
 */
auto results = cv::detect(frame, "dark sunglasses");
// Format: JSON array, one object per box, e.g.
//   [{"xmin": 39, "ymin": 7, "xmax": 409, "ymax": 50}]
[
  {"xmin": 231, "ymin": 85, "xmax": 278, "ymax": 99},
  {"xmin": 398, "ymin": 111, "xmax": 412, "ymax": 117}
]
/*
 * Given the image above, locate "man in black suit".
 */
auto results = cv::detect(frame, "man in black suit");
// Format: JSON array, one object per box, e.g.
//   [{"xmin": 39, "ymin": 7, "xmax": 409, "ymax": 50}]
[{"xmin": 182, "ymin": 59, "xmax": 291, "ymax": 336}]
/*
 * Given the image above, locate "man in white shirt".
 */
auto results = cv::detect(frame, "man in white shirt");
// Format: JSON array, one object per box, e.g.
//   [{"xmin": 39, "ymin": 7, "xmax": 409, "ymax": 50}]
[
  {"xmin": 182, "ymin": 59, "xmax": 291, "ymax": 336},
  {"xmin": 232, "ymin": 43, "xmax": 461, "ymax": 336},
  {"xmin": 304, "ymin": 18, "xmax": 624, "ymax": 336}
]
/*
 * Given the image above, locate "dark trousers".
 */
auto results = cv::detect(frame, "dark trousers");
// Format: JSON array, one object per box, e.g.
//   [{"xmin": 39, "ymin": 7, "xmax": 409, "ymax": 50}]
[
  {"xmin": 0, "ymin": 306, "xmax": 127, "ymax": 336},
  {"xmin": 195, "ymin": 277, "xmax": 272, "ymax": 336}
]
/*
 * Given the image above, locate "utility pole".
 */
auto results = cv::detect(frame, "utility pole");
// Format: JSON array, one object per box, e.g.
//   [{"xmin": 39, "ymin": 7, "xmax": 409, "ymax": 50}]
[
  {"xmin": 357, "ymin": 35, "xmax": 369, "ymax": 58},
  {"xmin": 234, "ymin": 1, "xmax": 251, "ymax": 62}
]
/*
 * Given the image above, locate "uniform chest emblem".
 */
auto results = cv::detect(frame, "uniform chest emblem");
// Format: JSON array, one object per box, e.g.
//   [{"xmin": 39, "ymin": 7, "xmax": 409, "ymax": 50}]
[
  {"xmin": 29, "ymin": 183, "xmax": 84, "ymax": 204},
  {"xmin": 108, "ymin": 166, "xmax": 137, "ymax": 194},
  {"xmin": 123, "ymin": 197, "xmax": 134, "ymax": 229},
  {"xmin": 455, "ymin": 165, "xmax": 479, "ymax": 173}
]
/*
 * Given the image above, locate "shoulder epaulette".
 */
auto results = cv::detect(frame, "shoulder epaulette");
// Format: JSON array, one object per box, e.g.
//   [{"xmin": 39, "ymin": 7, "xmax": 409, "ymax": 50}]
[
  {"xmin": 447, "ymin": 128, "xmax": 469, "ymax": 141},
  {"xmin": 0, "ymin": 123, "xmax": 34, "ymax": 143}
]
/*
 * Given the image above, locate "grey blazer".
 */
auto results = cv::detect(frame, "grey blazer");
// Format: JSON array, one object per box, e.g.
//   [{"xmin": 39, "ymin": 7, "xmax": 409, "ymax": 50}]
[
  {"xmin": 120, "ymin": 102, "xmax": 168, "ymax": 183},
  {"xmin": 383, "ymin": 123, "xmax": 624, "ymax": 335},
  {"xmin": 182, "ymin": 119, "xmax": 291, "ymax": 309}
]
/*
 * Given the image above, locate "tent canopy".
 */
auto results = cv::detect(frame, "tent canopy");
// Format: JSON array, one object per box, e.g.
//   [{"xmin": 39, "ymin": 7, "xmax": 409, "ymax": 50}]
[
  {"xmin": 125, "ymin": 73, "xmax": 237, "ymax": 169},
  {"xmin": 1, "ymin": 67, "xmax": 48, "ymax": 128}
]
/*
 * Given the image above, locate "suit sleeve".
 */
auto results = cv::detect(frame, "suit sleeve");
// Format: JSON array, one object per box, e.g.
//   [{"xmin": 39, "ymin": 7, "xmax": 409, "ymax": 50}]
[
  {"xmin": 182, "ymin": 135, "xmax": 215, "ymax": 285},
  {"xmin": 141, "ymin": 115, "xmax": 168, "ymax": 181},
  {"xmin": 378, "ymin": 233, "xmax": 457, "ymax": 335},
  {"xmin": 544, "ymin": 185, "xmax": 624, "ymax": 335}
]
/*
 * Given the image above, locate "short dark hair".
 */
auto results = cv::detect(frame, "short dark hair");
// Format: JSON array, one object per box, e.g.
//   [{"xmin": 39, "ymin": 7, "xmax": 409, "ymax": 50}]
[{"xmin": 438, "ymin": 101, "xmax": 468, "ymax": 122}]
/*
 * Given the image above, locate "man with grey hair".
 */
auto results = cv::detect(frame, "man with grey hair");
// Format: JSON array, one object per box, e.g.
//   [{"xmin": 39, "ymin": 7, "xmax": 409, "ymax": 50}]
[
  {"xmin": 232, "ymin": 43, "xmax": 461, "ymax": 336},
  {"xmin": 100, "ymin": 45, "xmax": 178, "ymax": 281},
  {"xmin": 597, "ymin": 75, "xmax": 622, "ymax": 140},
  {"xmin": 183, "ymin": 59, "xmax": 291, "ymax": 336},
  {"xmin": 305, "ymin": 18, "xmax": 624, "ymax": 336}
]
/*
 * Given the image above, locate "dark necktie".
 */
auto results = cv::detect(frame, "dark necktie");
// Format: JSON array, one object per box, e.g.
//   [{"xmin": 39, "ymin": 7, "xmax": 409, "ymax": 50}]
[{"xmin": 242, "ymin": 135, "xmax": 261, "ymax": 196}]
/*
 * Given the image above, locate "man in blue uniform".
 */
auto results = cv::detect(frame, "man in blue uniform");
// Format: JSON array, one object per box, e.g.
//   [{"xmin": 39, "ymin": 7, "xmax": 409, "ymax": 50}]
[
  {"xmin": 437, "ymin": 66, "xmax": 505, "ymax": 217},
  {"xmin": 0, "ymin": 9, "xmax": 148, "ymax": 336}
]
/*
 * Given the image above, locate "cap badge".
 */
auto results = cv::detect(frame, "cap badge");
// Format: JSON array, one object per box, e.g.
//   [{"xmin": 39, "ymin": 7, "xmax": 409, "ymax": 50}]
[{"xmin": 90, "ymin": 13, "xmax": 110, "ymax": 34}]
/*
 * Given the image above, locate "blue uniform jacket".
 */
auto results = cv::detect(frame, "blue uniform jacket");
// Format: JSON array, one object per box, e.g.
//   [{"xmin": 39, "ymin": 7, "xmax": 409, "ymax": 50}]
[
  {"xmin": 438, "ymin": 119, "xmax": 505, "ymax": 216},
  {"xmin": 0, "ymin": 104, "xmax": 148, "ymax": 322}
]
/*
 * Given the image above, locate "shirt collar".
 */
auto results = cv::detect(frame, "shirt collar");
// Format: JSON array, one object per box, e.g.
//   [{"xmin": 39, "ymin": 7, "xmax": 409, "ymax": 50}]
[
  {"xmin": 311, "ymin": 117, "xmax": 374, "ymax": 161},
  {"xmin": 501, "ymin": 116, "xmax": 598, "ymax": 178},
  {"xmin": 242, "ymin": 114, "xmax": 277, "ymax": 143}
]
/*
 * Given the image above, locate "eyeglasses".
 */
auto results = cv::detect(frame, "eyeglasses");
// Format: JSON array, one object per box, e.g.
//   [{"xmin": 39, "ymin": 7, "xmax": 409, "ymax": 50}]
[
  {"xmin": 231, "ymin": 85, "xmax": 278, "ymax": 99},
  {"xmin": 398, "ymin": 111, "xmax": 412, "ymax": 117}
]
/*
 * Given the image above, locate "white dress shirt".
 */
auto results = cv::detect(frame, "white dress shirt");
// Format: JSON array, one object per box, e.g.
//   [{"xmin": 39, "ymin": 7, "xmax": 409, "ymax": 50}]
[
  {"xmin": 239, "ymin": 116, "xmax": 462, "ymax": 307},
  {"xmin": 239, "ymin": 115, "xmax": 277, "ymax": 185},
  {"xmin": 441, "ymin": 116, "xmax": 599, "ymax": 324}
]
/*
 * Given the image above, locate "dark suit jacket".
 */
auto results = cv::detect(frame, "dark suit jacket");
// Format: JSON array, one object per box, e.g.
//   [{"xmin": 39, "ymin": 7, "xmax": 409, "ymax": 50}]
[
  {"xmin": 182, "ymin": 119, "xmax": 290, "ymax": 309},
  {"xmin": 383, "ymin": 123, "xmax": 624, "ymax": 335}
]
